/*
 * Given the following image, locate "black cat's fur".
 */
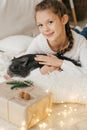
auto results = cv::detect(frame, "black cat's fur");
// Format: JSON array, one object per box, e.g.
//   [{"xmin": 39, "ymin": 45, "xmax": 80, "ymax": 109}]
[{"xmin": 7, "ymin": 53, "xmax": 81, "ymax": 77}]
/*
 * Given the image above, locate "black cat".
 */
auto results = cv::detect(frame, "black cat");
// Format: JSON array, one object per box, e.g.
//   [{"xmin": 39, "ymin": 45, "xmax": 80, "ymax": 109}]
[{"xmin": 7, "ymin": 53, "xmax": 81, "ymax": 77}]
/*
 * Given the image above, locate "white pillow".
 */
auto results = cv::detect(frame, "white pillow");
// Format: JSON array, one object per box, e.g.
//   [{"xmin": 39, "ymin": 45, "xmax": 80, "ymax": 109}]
[{"xmin": 0, "ymin": 35, "xmax": 33, "ymax": 55}]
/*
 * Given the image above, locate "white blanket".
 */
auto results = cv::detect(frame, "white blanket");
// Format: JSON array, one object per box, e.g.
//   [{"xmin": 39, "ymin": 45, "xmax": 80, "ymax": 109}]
[
  {"xmin": 25, "ymin": 69, "xmax": 87, "ymax": 104},
  {"xmin": 0, "ymin": 51, "xmax": 14, "ymax": 80},
  {"xmin": 0, "ymin": 51, "xmax": 87, "ymax": 104}
]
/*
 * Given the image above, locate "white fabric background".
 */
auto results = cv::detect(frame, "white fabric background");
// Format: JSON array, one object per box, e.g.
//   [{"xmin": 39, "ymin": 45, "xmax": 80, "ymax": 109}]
[{"xmin": 0, "ymin": 0, "xmax": 42, "ymax": 39}]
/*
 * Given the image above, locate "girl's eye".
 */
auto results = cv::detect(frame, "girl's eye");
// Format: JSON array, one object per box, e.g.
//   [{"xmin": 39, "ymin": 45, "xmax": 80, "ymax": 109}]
[
  {"xmin": 48, "ymin": 21, "xmax": 53, "ymax": 24},
  {"xmin": 37, "ymin": 24, "xmax": 43, "ymax": 28}
]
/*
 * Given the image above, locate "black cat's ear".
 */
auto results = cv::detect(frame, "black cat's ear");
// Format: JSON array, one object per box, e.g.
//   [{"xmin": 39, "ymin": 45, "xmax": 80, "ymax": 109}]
[
  {"xmin": 12, "ymin": 57, "xmax": 16, "ymax": 61},
  {"xmin": 19, "ymin": 56, "xmax": 29, "ymax": 66},
  {"xmin": 13, "ymin": 55, "xmax": 30, "ymax": 67},
  {"xmin": 19, "ymin": 57, "xmax": 29, "ymax": 62}
]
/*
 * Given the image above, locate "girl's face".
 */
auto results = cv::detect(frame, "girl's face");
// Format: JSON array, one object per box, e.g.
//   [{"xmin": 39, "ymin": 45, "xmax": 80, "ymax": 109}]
[{"xmin": 36, "ymin": 9, "xmax": 68, "ymax": 43}]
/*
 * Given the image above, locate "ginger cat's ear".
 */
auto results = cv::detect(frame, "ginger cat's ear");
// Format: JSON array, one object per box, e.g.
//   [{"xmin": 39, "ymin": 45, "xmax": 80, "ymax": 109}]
[{"xmin": 62, "ymin": 14, "xmax": 69, "ymax": 25}]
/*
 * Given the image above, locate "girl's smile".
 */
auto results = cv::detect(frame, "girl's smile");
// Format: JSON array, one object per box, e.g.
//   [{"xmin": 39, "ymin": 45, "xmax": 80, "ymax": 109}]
[{"xmin": 44, "ymin": 32, "xmax": 55, "ymax": 38}]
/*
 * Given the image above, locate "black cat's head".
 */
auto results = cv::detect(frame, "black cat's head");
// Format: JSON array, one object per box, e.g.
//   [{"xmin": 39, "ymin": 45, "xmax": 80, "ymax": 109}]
[
  {"xmin": 8, "ymin": 54, "xmax": 45, "ymax": 77},
  {"xmin": 7, "ymin": 56, "xmax": 31, "ymax": 77}
]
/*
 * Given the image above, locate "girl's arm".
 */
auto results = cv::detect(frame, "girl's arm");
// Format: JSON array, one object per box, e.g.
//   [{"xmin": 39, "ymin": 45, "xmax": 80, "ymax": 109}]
[{"xmin": 35, "ymin": 41, "xmax": 87, "ymax": 76}]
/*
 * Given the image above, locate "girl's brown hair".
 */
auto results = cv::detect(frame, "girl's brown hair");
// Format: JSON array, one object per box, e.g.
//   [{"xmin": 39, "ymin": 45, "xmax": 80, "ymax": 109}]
[{"xmin": 35, "ymin": 0, "xmax": 74, "ymax": 54}]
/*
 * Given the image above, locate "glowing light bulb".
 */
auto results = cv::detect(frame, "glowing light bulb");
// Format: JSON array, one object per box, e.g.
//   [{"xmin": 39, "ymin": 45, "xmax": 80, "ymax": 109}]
[
  {"xmin": 62, "ymin": 111, "xmax": 67, "ymax": 117},
  {"xmin": 39, "ymin": 122, "xmax": 47, "ymax": 129},
  {"xmin": 64, "ymin": 104, "xmax": 67, "ymax": 108},
  {"xmin": 46, "ymin": 89, "xmax": 49, "ymax": 93},
  {"xmin": 21, "ymin": 121, "xmax": 26, "ymax": 126},
  {"xmin": 46, "ymin": 108, "xmax": 50, "ymax": 112},
  {"xmin": 57, "ymin": 112, "xmax": 61, "ymax": 116},
  {"xmin": 42, "ymin": 122, "xmax": 47, "ymax": 128},
  {"xmin": 46, "ymin": 108, "xmax": 52, "ymax": 116},
  {"xmin": 47, "ymin": 113, "xmax": 51, "ymax": 116},
  {"xmin": 69, "ymin": 106, "xmax": 73, "ymax": 112},
  {"xmin": 39, "ymin": 124, "xmax": 43, "ymax": 128},
  {"xmin": 21, "ymin": 126, "xmax": 26, "ymax": 130},
  {"xmin": 36, "ymin": 118, "xmax": 40, "ymax": 122},
  {"xmin": 59, "ymin": 121, "xmax": 64, "ymax": 127},
  {"xmin": 74, "ymin": 108, "xmax": 77, "ymax": 112},
  {"xmin": 49, "ymin": 109, "xmax": 52, "ymax": 113}
]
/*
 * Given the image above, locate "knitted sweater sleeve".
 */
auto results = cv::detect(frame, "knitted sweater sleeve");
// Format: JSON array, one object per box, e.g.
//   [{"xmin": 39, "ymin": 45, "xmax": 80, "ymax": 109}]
[{"xmin": 61, "ymin": 39, "xmax": 87, "ymax": 76}]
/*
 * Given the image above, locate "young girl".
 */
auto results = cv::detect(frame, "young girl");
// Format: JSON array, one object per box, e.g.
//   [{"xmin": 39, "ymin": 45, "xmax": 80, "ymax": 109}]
[{"xmin": 25, "ymin": 0, "xmax": 87, "ymax": 76}]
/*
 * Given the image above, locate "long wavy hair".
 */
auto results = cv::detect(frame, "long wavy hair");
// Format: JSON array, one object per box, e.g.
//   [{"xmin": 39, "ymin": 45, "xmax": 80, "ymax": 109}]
[{"xmin": 35, "ymin": 0, "xmax": 74, "ymax": 54}]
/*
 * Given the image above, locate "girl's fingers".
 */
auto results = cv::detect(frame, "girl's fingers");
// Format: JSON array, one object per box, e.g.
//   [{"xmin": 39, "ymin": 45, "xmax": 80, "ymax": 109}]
[
  {"xmin": 39, "ymin": 61, "xmax": 51, "ymax": 65},
  {"xmin": 34, "ymin": 54, "xmax": 62, "ymax": 67},
  {"xmin": 35, "ymin": 55, "xmax": 48, "ymax": 61},
  {"xmin": 47, "ymin": 53, "xmax": 55, "ymax": 57}
]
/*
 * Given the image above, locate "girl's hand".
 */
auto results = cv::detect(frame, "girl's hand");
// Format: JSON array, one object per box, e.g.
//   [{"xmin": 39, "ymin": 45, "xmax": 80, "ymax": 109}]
[
  {"xmin": 34, "ymin": 54, "xmax": 63, "ymax": 68},
  {"xmin": 40, "ymin": 65, "xmax": 59, "ymax": 74}
]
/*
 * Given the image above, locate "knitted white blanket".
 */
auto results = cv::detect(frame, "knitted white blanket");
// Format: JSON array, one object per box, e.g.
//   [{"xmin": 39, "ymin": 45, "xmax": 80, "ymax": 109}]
[
  {"xmin": 28, "ymin": 69, "xmax": 87, "ymax": 104},
  {"xmin": 11, "ymin": 68, "xmax": 87, "ymax": 104}
]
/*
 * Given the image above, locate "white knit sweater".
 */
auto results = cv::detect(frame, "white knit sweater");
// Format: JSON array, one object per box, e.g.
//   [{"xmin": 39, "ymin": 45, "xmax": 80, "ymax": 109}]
[{"xmin": 25, "ymin": 30, "xmax": 87, "ymax": 76}]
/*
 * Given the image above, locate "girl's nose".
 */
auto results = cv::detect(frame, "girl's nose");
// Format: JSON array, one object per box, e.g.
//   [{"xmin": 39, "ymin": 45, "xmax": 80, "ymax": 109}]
[{"xmin": 43, "ymin": 25, "xmax": 50, "ymax": 32}]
